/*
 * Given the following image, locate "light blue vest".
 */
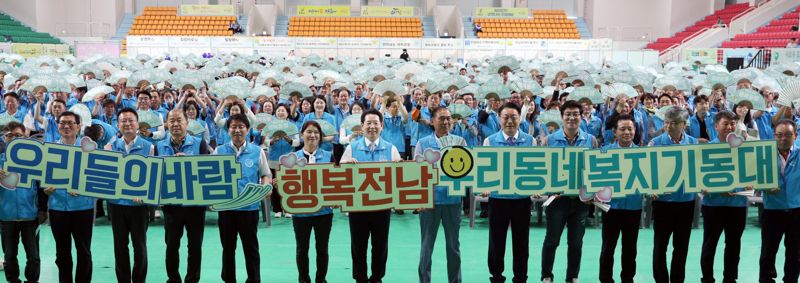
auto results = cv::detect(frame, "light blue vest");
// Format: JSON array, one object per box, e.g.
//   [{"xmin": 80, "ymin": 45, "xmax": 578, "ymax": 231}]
[
  {"xmin": 215, "ymin": 142, "xmax": 264, "ymax": 211},
  {"xmin": 486, "ymin": 130, "xmax": 535, "ymax": 199},
  {"xmin": 649, "ymin": 132, "xmax": 698, "ymax": 202},
  {"xmin": 107, "ymin": 137, "xmax": 154, "ymax": 206},
  {"xmin": 292, "ymin": 149, "xmax": 335, "ymax": 217},
  {"xmin": 48, "ymin": 139, "xmax": 96, "ymax": 211}
]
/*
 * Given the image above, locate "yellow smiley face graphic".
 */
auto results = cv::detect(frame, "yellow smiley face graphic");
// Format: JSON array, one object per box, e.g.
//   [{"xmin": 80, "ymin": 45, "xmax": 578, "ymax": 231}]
[{"xmin": 440, "ymin": 146, "xmax": 474, "ymax": 179}]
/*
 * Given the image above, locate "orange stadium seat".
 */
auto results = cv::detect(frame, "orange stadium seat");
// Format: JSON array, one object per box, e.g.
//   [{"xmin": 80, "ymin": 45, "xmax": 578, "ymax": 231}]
[
  {"xmin": 287, "ymin": 17, "xmax": 423, "ymax": 38},
  {"xmin": 473, "ymin": 10, "xmax": 579, "ymax": 39}
]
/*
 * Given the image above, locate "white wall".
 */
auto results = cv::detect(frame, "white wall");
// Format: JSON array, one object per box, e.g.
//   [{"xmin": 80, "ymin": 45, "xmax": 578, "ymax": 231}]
[
  {"xmin": 0, "ymin": 0, "xmax": 38, "ymax": 27},
  {"xmin": 434, "ymin": 5, "xmax": 461, "ymax": 37},
  {"xmin": 249, "ymin": 4, "xmax": 276, "ymax": 36},
  {"xmin": 669, "ymin": 0, "xmax": 710, "ymax": 35}
]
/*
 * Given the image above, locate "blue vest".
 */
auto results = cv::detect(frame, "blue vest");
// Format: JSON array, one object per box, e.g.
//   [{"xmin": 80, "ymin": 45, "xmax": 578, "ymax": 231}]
[
  {"xmin": 701, "ymin": 138, "xmax": 747, "ymax": 207},
  {"xmin": 107, "ymin": 137, "xmax": 153, "ymax": 206},
  {"xmin": 547, "ymin": 128, "xmax": 595, "ymax": 148},
  {"xmin": 157, "ymin": 134, "xmax": 202, "ymax": 156},
  {"xmin": 350, "ymin": 137, "xmax": 394, "ymax": 162},
  {"xmin": 580, "ymin": 115, "xmax": 603, "ymax": 140},
  {"xmin": 687, "ymin": 112, "xmax": 717, "ymax": 141},
  {"xmin": 91, "ymin": 119, "xmax": 118, "ymax": 149},
  {"xmin": 479, "ymin": 111, "xmax": 500, "ymax": 142},
  {"xmin": 44, "ymin": 115, "xmax": 61, "ymax": 143},
  {"xmin": 48, "ymin": 139, "xmax": 96, "ymax": 211},
  {"xmin": 120, "ymin": 96, "xmax": 137, "ymax": 110},
  {"xmin": 649, "ymin": 132, "xmax": 698, "ymax": 202},
  {"xmin": 215, "ymin": 142, "xmax": 264, "ymax": 211},
  {"xmin": 605, "ymin": 142, "xmax": 643, "ymax": 210},
  {"xmin": 99, "ymin": 114, "xmax": 118, "ymax": 129},
  {"xmin": 417, "ymin": 134, "xmax": 464, "ymax": 205},
  {"xmin": 414, "ymin": 107, "xmax": 434, "ymax": 144},
  {"xmin": 381, "ymin": 115, "xmax": 406, "ymax": 153},
  {"xmin": 754, "ymin": 108, "xmax": 775, "ymax": 140},
  {"xmin": 451, "ymin": 116, "xmax": 480, "ymax": 147},
  {"xmin": 0, "ymin": 154, "xmax": 40, "ymax": 221},
  {"xmin": 764, "ymin": 148, "xmax": 800, "ymax": 210},
  {"xmin": 486, "ymin": 130, "xmax": 535, "ymax": 199},
  {"xmin": 292, "ymin": 149, "xmax": 335, "ymax": 217}
]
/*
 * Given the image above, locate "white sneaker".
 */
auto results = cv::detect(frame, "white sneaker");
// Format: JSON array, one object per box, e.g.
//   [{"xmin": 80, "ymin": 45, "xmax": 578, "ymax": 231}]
[
  {"xmin": 541, "ymin": 279, "xmax": 553, "ymax": 283},
  {"xmin": 284, "ymin": 213, "xmax": 293, "ymax": 218},
  {"xmin": 154, "ymin": 210, "xmax": 162, "ymax": 219},
  {"xmin": 0, "ymin": 259, "xmax": 4, "ymax": 270},
  {"xmin": 274, "ymin": 212, "xmax": 282, "ymax": 218}
]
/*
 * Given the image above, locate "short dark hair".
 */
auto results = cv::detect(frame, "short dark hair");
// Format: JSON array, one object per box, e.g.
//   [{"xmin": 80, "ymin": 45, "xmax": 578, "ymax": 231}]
[
  {"xmin": 714, "ymin": 110, "xmax": 738, "ymax": 125},
  {"xmin": 83, "ymin": 124, "xmax": 104, "ymax": 142},
  {"xmin": 3, "ymin": 121, "xmax": 25, "ymax": 133},
  {"xmin": 51, "ymin": 99, "xmax": 67, "ymax": 107},
  {"xmin": 694, "ymin": 95, "xmax": 709, "ymax": 105},
  {"xmin": 102, "ymin": 98, "xmax": 116, "ymax": 107},
  {"xmin": 136, "ymin": 91, "xmax": 151, "ymax": 99},
  {"xmin": 775, "ymin": 119, "xmax": 797, "ymax": 134},
  {"xmin": 559, "ymin": 100, "xmax": 582, "ymax": 116},
  {"xmin": 430, "ymin": 106, "xmax": 450, "ymax": 119},
  {"xmin": 657, "ymin": 93, "xmax": 672, "ymax": 102},
  {"xmin": 498, "ymin": 102, "xmax": 521, "ymax": 116},
  {"xmin": 117, "ymin": 108, "xmax": 138, "ymax": 121},
  {"xmin": 226, "ymin": 113, "xmax": 250, "ymax": 129},
  {"xmin": 3, "ymin": 92, "xmax": 19, "ymax": 102},
  {"xmin": 58, "ymin": 111, "xmax": 81, "ymax": 125},
  {"xmin": 614, "ymin": 114, "xmax": 636, "ymax": 131},
  {"xmin": 300, "ymin": 120, "xmax": 325, "ymax": 139},
  {"xmin": 361, "ymin": 109, "xmax": 383, "ymax": 124}
]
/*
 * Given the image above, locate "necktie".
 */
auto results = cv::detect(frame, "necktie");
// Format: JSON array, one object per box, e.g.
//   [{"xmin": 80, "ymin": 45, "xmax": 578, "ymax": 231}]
[
  {"xmin": 506, "ymin": 136, "xmax": 516, "ymax": 146},
  {"xmin": 306, "ymin": 152, "xmax": 316, "ymax": 163},
  {"xmin": 369, "ymin": 142, "xmax": 377, "ymax": 152}
]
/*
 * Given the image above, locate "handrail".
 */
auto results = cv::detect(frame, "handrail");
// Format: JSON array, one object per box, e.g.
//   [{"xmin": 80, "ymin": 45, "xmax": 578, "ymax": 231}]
[
  {"xmin": 731, "ymin": 6, "xmax": 756, "ymax": 23},
  {"xmin": 659, "ymin": 26, "xmax": 712, "ymax": 55}
]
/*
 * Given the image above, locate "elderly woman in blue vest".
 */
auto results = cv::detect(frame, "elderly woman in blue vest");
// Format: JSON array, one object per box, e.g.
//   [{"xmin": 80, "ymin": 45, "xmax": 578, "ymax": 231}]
[
  {"xmin": 477, "ymin": 102, "xmax": 536, "ymax": 283},
  {"xmin": 302, "ymin": 95, "xmax": 336, "ymax": 152},
  {"xmin": 43, "ymin": 111, "xmax": 96, "ymax": 283},
  {"xmin": 646, "ymin": 106, "xmax": 698, "ymax": 283},
  {"xmin": 379, "ymin": 96, "xmax": 408, "ymax": 163},
  {"xmin": 292, "ymin": 120, "xmax": 335, "ymax": 283},
  {"xmin": 156, "ymin": 109, "xmax": 211, "ymax": 283},
  {"xmin": 102, "ymin": 108, "xmax": 154, "ymax": 283},
  {"xmin": 759, "ymin": 120, "xmax": 800, "ymax": 283},
  {"xmin": 1, "ymin": 93, "xmax": 28, "ymax": 127},
  {"xmin": 0, "ymin": 122, "xmax": 45, "ymax": 283},
  {"xmin": 698, "ymin": 111, "xmax": 750, "ymax": 283},
  {"xmin": 32, "ymin": 96, "xmax": 66, "ymax": 143},
  {"xmin": 598, "ymin": 115, "xmax": 643, "ymax": 283},
  {"xmin": 184, "ymin": 101, "xmax": 210, "ymax": 145},
  {"xmin": 412, "ymin": 92, "xmax": 439, "ymax": 156},
  {"xmin": 340, "ymin": 109, "xmax": 403, "ymax": 283},
  {"xmin": 579, "ymin": 100, "xmax": 603, "ymax": 143},
  {"xmin": 687, "ymin": 95, "xmax": 717, "ymax": 143},
  {"xmin": 539, "ymin": 100, "xmax": 598, "ymax": 283},
  {"xmin": 214, "ymin": 113, "xmax": 270, "ymax": 283},
  {"xmin": 415, "ymin": 106, "xmax": 465, "ymax": 283},
  {"xmin": 267, "ymin": 104, "xmax": 300, "ymax": 218}
]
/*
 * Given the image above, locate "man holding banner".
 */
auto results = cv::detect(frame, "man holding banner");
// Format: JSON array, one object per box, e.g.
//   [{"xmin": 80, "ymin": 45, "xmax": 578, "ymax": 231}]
[
  {"xmin": 45, "ymin": 111, "xmax": 97, "ymax": 283},
  {"xmin": 540, "ymin": 100, "xmax": 597, "ymax": 283},
  {"xmin": 481, "ymin": 102, "xmax": 536, "ymax": 283},
  {"xmin": 415, "ymin": 107, "xmax": 465, "ymax": 283},
  {"xmin": 340, "ymin": 109, "xmax": 403, "ymax": 283},
  {"xmin": 104, "ymin": 108, "xmax": 154, "ymax": 283},
  {"xmin": 647, "ymin": 106, "xmax": 698, "ymax": 283},
  {"xmin": 157, "ymin": 109, "xmax": 210, "ymax": 283},
  {"xmin": 700, "ymin": 110, "xmax": 750, "ymax": 283},
  {"xmin": 759, "ymin": 120, "xmax": 800, "ymax": 283},
  {"xmin": 0, "ymin": 121, "xmax": 44, "ymax": 283},
  {"xmin": 598, "ymin": 115, "xmax": 642, "ymax": 283},
  {"xmin": 213, "ymin": 113, "xmax": 270, "ymax": 283}
]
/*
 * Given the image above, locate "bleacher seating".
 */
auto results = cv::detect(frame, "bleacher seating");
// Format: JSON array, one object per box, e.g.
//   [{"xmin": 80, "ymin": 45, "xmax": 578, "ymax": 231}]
[
  {"xmin": 721, "ymin": 6, "xmax": 800, "ymax": 48},
  {"xmin": 0, "ymin": 12, "xmax": 62, "ymax": 44},
  {"xmin": 646, "ymin": 3, "xmax": 751, "ymax": 52},
  {"xmin": 287, "ymin": 17, "xmax": 422, "ymax": 37},
  {"xmin": 474, "ymin": 10, "xmax": 579, "ymax": 39},
  {"xmin": 129, "ymin": 6, "xmax": 236, "ymax": 36}
]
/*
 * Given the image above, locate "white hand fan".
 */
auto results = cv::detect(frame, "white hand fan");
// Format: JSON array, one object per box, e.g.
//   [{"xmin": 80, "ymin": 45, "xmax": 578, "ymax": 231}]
[{"xmin": 776, "ymin": 77, "xmax": 800, "ymax": 108}]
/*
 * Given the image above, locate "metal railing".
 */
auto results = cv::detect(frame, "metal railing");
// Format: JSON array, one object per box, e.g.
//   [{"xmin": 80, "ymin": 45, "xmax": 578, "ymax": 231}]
[{"xmin": 745, "ymin": 48, "xmax": 772, "ymax": 69}]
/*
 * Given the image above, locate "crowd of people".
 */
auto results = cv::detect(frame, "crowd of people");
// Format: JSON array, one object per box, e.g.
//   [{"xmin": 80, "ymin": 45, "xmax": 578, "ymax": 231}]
[{"xmin": 0, "ymin": 52, "xmax": 798, "ymax": 283}]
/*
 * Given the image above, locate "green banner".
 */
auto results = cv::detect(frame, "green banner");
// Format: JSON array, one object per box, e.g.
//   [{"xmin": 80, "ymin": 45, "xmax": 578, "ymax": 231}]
[
  {"xmin": 297, "ymin": 5, "xmax": 351, "ymax": 17},
  {"xmin": 277, "ymin": 160, "xmax": 436, "ymax": 214},
  {"xmin": 474, "ymin": 7, "xmax": 529, "ymax": 18},
  {"xmin": 439, "ymin": 141, "xmax": 778, "ymax": 197},
  {"xmin": 1, "ymin": 139, "xmax": 270, "ymax": 210}
]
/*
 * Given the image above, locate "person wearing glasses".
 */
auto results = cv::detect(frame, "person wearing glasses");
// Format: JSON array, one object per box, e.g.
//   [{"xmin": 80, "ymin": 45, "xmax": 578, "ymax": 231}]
[
  {"xmin": 539, "ymin": 100, "xmax": 598, "ymax": 283},
  {"xmin": 340, "ymin": 109, "xmax": 402, "ymax": 283},
  {"xmin": 481, "ymin": 102, "xmax": 536, "ymax": 283},
  {"xmin": 760, "ymin": 120, "xmax": 800, "ymax": 282},
  {"xmin": 43, "ymin": 112, "xmax": 97, "ymax": 283},
  {"xmin": 213, "ymin": 114, "xmax": 270, "ymax": 283},
  {"xmin": 647, "ymin": 107, "xmax": 698, "ymax": 283},
  {"xmin": 0, "ymin": 121, "xmax": 46, "ymax": 283},
  {"xmin": 156, "ymin": 109, "xmax": 211, "ymax": 283},
  {"xmin": 103, "ymin": 108, "xmax": 154, "ymax": 283}
]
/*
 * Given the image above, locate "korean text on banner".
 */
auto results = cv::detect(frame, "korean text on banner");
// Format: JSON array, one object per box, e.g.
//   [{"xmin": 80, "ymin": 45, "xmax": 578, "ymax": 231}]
[
  {"xmin": 360, "ymin": 6, "xmax": 415, "ymax": 17},
  {"xmin": 180, "ymin": 5, "xmax": 235, "ymax": 16},
  {"xmin": 297, "ymin": 5, "xmax": 351, "ymax": 17},
  {"xmin": 474, "ymin": 7, "xmax": 529, "ymax": 18}
]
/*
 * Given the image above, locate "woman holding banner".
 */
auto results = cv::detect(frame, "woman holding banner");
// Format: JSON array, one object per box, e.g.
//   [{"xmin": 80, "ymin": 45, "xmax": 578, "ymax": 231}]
[{"xmin": 292, "ymin": 120, "xmax": 334, "ymax": 283}]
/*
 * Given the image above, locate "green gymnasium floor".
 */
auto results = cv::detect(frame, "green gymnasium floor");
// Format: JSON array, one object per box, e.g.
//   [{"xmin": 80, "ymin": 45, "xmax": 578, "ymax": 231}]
[{"xmin": 9, "ymin": 208, "xmax": 783, "ymax": 282}]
